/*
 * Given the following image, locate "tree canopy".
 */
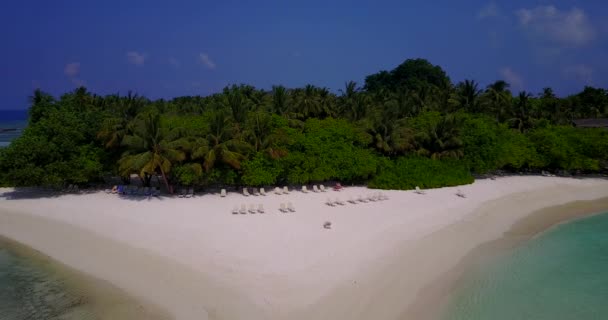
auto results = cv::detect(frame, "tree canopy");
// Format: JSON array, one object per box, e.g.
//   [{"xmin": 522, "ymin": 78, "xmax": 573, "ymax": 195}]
[{"xmin": 2, "ymin": 58, "xmax": 608, "ymax": 190}]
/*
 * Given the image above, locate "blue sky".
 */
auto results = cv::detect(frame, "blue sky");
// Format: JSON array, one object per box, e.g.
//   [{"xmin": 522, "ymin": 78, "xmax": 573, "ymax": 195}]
[{"xmin": 1, "ymin": 0, "xmax": 607, "ymax": 110}]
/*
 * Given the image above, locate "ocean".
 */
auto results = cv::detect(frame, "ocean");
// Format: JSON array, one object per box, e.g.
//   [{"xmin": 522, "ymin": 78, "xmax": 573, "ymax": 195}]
[
  {"xmin": 443, "ymin": 212, "xmax": 608, "ymax": 320},
  {"xmin": 0, "ymin": 110, "xmax": 28, "ymax": 148}
]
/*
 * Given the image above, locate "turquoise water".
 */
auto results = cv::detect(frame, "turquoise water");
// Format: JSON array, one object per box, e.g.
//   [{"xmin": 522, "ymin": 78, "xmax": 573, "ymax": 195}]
[
  {"xmin": 0, "ymin": 240, "xmax": 98, "ymax": 319},
  {"xmin": 444, "ymin": 212, "xmax": 608, "ymax": 320}
]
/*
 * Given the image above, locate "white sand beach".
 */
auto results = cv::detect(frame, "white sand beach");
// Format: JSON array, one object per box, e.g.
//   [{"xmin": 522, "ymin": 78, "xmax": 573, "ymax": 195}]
[{"xmin": 1, "ymin": 176, "xmax": 608, "ymax": 320}]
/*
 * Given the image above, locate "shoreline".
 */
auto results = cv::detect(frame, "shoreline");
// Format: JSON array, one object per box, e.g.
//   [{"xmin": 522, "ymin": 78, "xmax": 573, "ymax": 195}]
[
  {"xmin": 402, "ymin": 196, "xmax": 608, "ymax": 320},
  {"xmin": 0, "ymin": 235, "xmax": 171, "ymax": 320},
  {"xmin": 1, "ymin": 176, "xmax": 608, "ymax": 319}
]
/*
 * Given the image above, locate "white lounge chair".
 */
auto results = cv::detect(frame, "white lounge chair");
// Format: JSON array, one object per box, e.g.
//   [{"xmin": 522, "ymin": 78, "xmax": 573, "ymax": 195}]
[
  {"xmin": 379, "ymin": 192, "xmax": 388, "ymax": 200},
  {"xmin": 287, "ymin": 202, "xmax": 295, "ymax": 212},
  {"xmin": 239, "ymin": 204, "xmax": 247, "ymax": 214},
  {"xmin": 368, "ymin": 194, "xmax": 376, "ymax": 202},
  {"xmin": 274, "ymin": 187, "xmax": 282, "ymax": 195},
  {"xmin": 249, "ymin": 204, "xmax": 257, "ymax": 213},
  {"xmin": 320, "ymin": 185, "xmax": 327, "ymax": 192},
  {"xmin": 279, "ymin": 203, "xmax": 287, "ymax": 213},
  {"xmin": 323, "ymin": 221, "xmax": 332, "ymax": 229},
  {"xmin": 283, "ymin": 186, "xmax": 289, "ymax": 194},
  {"xmin": 347, "ymin": 197, "xmax": 357, "ymax": 204},
  {"xmin": 414, "ymin": 186, "xmax": 426, "ymax": 195},
  {"xmin": 456, "ymin": 190, "xmax": 466, "ymax": 198},
  {"xmin": 311, "ymin": 185, "xmax": 318, "ymax": 193},
  {"xmin": 359, "ymin": 195, "xmax": 368, "ymax": 203},
  {"xmin": 301, "ymin": 186, "xmax": 308, "ymax": 193},
  {"xmin": 326, "ymin": 198, "xmax": 335, "ymax": 206},
  {"xmin": 243, "ymin": 188, "xmax": 250, "ymax": 197},
  {"xmin": 260, "ymin": 188, "xmax": 266, "ymax": 196},
  {"xmin": 253, "ymin": 188, "xmax": 260, "ymax": 196},
  {"xmin": 258, "ymin": 204, "xmax": 265, "ymax": 213},
  {"xmin": 232, "ymin": 206, "xmax": 239, "ymax": 214},
  {"xmin": 220, "ymin": 189, "xmax": 227, "ymax": 197},
  {"xmin": 335, "ymin": 198, "xmax": 345, "ymax": 206},
  {"xmin": 185, "ymin": 187, "xmax": 194, "ymax": 198}
]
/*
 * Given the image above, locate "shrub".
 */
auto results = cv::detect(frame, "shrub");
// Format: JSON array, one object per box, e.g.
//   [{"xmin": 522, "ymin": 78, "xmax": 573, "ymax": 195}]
[{"xmin": 369, "ymin": 156, "xmax": 473, "ymax": 190}]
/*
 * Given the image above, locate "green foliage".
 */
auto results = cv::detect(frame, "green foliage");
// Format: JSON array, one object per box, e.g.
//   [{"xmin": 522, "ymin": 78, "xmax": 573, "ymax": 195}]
[
  {"xmin": 172, "ymin": 163, "xmax": 203, "ymax": 186},
  {"xmin": 0, "ymin": 96, "xmax": 105, "ymax": 187},
  {"xmin": 528, "ymin": 126, "xmax": 608, "ymax": 171},
  {"xmin": 369, "ymin": 157, "xmax": 473, "ymax": 190},
  {"xmin": 280, "ymin": 118, "xmax": 379, "ymax": 184},
  {"xmin": 460, "ymin": 114, "xmax": 503, "ymax": 173},
  {"xmin": 365, "ymin": 58, "xmax": 451, "ymax": 92},
  {"xmin": 241, "ymin": 153, "xmax": 283, "ymax": 186},
  {"xmin": 3, "ymin": 58, "xmax": 608, "ymax": 191}
]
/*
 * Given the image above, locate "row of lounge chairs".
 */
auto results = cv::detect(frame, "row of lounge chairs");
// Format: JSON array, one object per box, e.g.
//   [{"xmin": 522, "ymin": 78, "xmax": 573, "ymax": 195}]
[
  {"xmin": 244, "ymin": 187, "xmax": 268, "ymax": 196},
  {"xmin": 325, "ymin": 193, "xmax": 388, "ymax": 206},
  {"xmin": 221, "ymin": 184, "xmax": 340, "ymax": 198},
  {"xmin": 177, "ymin": 187, "xmax": 195, "ymax": 198},
  {"xmin": 64, "ymin": 184, "xmax": 79, "ymax": 193},
  {"xmin": 304, "ymin": 185, "xmax": 331, "ymax": 193},
  {"xmin": 231, "ymin": 202, "xmax": 296, "ymax": 214},
  {"xmin": 414, "ymin": 186, "xmax": 466, "ymax": 198},
  {"xmin": 233, "ymin": 204, "xmax": 265, "ymax": 214}
]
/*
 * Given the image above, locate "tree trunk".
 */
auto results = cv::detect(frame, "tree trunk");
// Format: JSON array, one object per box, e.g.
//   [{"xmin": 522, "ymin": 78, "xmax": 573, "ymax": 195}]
[{"xmin": 159, "ymin": 168, "xmax": 172, "ymax": 194}]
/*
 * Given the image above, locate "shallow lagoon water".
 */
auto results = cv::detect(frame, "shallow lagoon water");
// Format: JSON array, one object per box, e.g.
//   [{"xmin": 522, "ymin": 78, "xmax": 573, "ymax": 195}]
[
  {"xmin": 0, "ymin": 236, "xmax": 169, "ymax": 320},
  {"xmin": 0, "ymin": 238, "xmax": 98, "ymax": 319},
  {"xmin": 444, "ymin": 212, "xmax": 608, "ymax": 320}
]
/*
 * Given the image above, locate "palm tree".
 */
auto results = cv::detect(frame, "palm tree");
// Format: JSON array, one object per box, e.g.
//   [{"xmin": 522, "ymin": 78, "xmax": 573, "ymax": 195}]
[
  {"xmin": 292, "ymin": 84, "xmax": 322, "ymax": 119},
  {"xmin": 223, "ymin": 85, "xmax": 251, "ymax": 126},
  {"xmin": 98, "ymin": 116, "xmax": 131, "ymax": 149},
  {"xmin": 244, "ymin": 111, "xmax": 289, "ymax": 159},
  {"xmin": 339, "ymin": 82, "xmax": 373, "ymax": 122},
  {"xmin": 118, "ymin": 113, "xmax": 187, "ymax": 193},
  {"xmin": 481, "ymin": 80, "xmax": 512, "ymax": 122},
  {"xmin": 270, "ymin": 85, "xmax": 290, "ymax": 116},
  {"xmin": 414, "ymin": 114, "xmax": 464, "ymax": 159},
  {"xmin": 317, "ymin": 87, "xmax": 337, "ymax": 118},
  {"xmin": 367, "ymin": 107, "xmax": 414, "ymax": 155},
  {"xmin": 453, "ymin": 80, "xmax": 482, "ymax": 112},
  {"xmin": 97, "ymin": 92, "xmax": 148, "ymax": 148},
  {"xmin": 191, "ymin": 110, "xmax": 250, "ymax": 172},
  {"xmin": 508, "ymin": 91, "xmax": 534, "ymax": 133}
]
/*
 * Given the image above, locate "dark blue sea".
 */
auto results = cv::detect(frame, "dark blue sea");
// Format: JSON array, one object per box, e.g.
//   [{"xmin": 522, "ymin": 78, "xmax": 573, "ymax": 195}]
[{"xmin": 0, "ymin": 110, "xmax": 28, "ymax": 148}]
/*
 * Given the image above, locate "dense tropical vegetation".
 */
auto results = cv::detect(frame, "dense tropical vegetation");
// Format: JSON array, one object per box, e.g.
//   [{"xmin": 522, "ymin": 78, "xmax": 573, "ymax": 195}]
[{"xmin": 1, "ymin": 58, "xmax": 608, "ymax": 191}]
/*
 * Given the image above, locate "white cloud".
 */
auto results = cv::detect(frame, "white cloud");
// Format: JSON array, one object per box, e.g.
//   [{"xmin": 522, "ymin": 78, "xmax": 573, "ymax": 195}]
[
  {"xmin": 515, "ymin": 6, "xmax": 595, "ymax": 47},
  {"xmin": 499, "ymin": 67, "xmax": 524, "ymax": 90},
  {"xmin": 64, "ymin": 62, "xmax": 80, "ymax": 77},
  {"xmin": 169, "ymin": 57, "xmax": 180, "ymax": 68},
  {"xmin": 563, "ymin": 64, "xmax": 593, "ymax": 84},
  {"xmin": 64, "ymin": 62, "xmax": 85, "ymax": 87},
  {"xmin": 199, "ymin": 53, "xmax": 216, "ymax": 69},
  {"xmin": 126, "ymin": 51, "xmax": 146, "ymax": 66},
  {"xmin": 478, "ymin": 2, "xmax": 499, "ymax": 20}
]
